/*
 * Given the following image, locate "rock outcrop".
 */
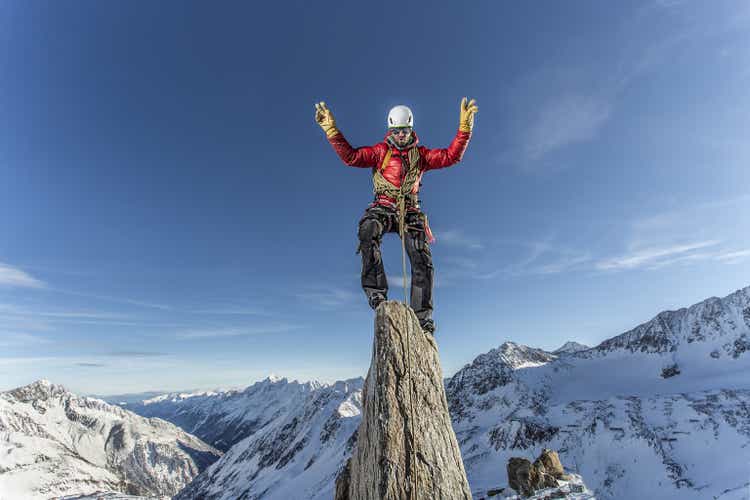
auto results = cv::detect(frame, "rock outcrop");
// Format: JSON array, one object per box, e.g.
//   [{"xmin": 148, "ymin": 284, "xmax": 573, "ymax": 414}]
[
  {"xmin": 344, "ymin": 301, "xmax": 472, "ymax": 499},
  {"xmin": 484, "ymin": 449, "xmax": 597, "ymax": 499},
  {"xmin": 507, "ymin": 449, "xmax": 565, "ymax": 497}
]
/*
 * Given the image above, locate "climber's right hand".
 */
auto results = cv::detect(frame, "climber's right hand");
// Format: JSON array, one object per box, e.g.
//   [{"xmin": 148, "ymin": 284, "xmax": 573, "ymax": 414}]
[{"xmin": 315, "ymin": 101, "xmax": 339, "ymax": 138}]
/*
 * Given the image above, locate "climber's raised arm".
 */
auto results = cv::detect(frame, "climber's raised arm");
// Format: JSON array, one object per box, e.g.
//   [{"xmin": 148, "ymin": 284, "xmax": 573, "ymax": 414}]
[
  {"xmin": 421, "ymin": 97, "xmax": 478, "ymax": 171},
  {"xmin": 315, "ymin": 101, "xmax": 381, "ymax": 168}
]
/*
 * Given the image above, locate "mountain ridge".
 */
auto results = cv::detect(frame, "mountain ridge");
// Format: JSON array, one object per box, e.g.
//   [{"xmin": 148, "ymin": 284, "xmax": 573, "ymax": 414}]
[{"xmin": 0, "ymin": 379, "xmax": 222, "ymax": 499}]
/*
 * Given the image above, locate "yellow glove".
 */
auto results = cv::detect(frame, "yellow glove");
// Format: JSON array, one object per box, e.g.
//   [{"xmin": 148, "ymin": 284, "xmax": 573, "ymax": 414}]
[
  {"xmin": 458, "ymin": 97, "xmax": 478, "ymax": 133},
  {"xmin": 315, "ymin": 101, "xmax": 339, "ymax": 138}
]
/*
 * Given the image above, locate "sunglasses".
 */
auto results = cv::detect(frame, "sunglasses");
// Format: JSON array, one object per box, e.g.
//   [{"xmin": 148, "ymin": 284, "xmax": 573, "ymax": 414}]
[{"xmin": 390, "ymin": 127, "xmax": 412, "ymax": 136}]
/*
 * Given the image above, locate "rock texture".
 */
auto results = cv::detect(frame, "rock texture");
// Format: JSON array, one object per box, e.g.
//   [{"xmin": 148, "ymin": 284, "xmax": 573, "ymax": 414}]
[
  {"xmin": 334, "ymin": 458, "xmax": 352, "ymax": 500},
  {"xmin": 346, "ymin": 301, "xmax": 471, "ymax": 500},
  {"xmin": 534, "ymin": 449, "xmax": 565, "ymax": 479},
  {"xmin": 507, "ymin": 449, "xmax": 566, "ymax": 497}
]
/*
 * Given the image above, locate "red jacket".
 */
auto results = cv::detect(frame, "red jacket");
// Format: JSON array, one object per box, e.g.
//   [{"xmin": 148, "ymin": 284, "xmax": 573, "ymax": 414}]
[{"xmin": 327, "ymin": 129, "xmax": 472, "ymax": 210}]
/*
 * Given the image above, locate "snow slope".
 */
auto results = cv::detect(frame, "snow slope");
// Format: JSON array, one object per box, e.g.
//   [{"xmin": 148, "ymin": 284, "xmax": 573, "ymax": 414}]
[
  {"xmin": 175, "ymin": 378, "xmax": 362, "ymax": 500},
  {"xmin": 121, "ymin": 376, "xmax": 327, "ymax": 453},
  {"xmin": 449, "ymin": 285, "xmax": 750, "ymax": 499},
  {"xmin": 0, "ymin": 380, "xmax": 221, "ymax": 499}
]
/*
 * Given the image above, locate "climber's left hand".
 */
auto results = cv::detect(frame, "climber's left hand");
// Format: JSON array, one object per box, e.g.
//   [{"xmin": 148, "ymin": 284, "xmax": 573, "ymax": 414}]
[{"xmin": 458, "ymin": 97, "xmax": 478, "ymax": 133}]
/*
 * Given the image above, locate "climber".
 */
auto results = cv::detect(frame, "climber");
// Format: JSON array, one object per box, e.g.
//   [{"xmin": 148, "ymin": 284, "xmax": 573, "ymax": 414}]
[{"xmin": 314, "ymin": 98, "xmax": 478, "ymax": 334}]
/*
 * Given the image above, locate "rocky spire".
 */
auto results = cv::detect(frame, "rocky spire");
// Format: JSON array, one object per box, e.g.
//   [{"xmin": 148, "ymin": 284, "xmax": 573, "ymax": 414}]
[{"xmin": 343, "ymin": 301, "xmax": 471, "ymax": 499}]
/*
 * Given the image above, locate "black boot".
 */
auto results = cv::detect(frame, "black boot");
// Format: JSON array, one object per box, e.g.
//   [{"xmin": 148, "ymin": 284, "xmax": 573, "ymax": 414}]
[
  {"xmin": 369, "ymin": 293, "xmax": 386, "ymax": 311},
  {"xmin": 419, "ymin": 318, "xmax": 436, "ymax": 335}
]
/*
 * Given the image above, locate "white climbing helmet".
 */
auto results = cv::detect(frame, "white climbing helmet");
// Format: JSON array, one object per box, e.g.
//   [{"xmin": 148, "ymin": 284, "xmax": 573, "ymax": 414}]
[{"xmin": 387, "ymin": 105, "xmax": 414, "ymax": 129}]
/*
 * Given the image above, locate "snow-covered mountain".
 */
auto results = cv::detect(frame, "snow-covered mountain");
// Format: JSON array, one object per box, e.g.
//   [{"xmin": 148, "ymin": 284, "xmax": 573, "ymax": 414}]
[
  {"xmin": 0, "ymin": 380, "xmax": 221, "ymax": 499},
  {"xmin": 449, "ymin": 285, "xmax": 750, "ymax": 499},
  {"xmin": 552, "ymin": 341, "xmax": 590, "ymax": 356},
  {"xmin": 126, "ymin": 285, "xmax": 750, "ymax": 499},
  {"xmin": 119, "ymin": 376, "xmax": 329, "ymax": 453},
  {"xmin": 175, "ymin": 377, "xmax": 362, "ymax": 500}
]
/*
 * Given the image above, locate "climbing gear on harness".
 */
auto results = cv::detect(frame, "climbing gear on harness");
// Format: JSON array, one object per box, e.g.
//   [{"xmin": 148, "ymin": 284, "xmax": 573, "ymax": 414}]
[
  {"xmin": 374, "ymin": 145, "xmax": 421, "ymax": 303},
  {"xmin": 372, "ymin": 142, "xmax": 421, "ymax": 211},
  {"xmin": 458, "ymin": 97, "xmax": 479, "ymax": 133},
  {"xmin": 387, "ymin": 105, "xmax": 414, "ymax": 128},
  {"xmin": 314, "ymin": 101, "xmax": 339, "ymax": 138}
]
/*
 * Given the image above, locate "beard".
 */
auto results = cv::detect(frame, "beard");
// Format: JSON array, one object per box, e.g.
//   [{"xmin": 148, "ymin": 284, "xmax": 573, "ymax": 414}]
[{"xmin": 395, "ymin": 134, "xmax": 411, "ymax": 146}]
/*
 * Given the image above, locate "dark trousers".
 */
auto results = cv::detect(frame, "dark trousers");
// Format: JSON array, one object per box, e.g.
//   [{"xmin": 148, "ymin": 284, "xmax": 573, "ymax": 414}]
[{"xmin": 356, "ymin": 205, "xmax": 434, "ymax": 322}]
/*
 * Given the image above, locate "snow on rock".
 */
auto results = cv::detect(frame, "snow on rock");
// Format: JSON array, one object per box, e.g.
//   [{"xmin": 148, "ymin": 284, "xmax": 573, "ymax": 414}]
[
  {"xmin": 473, "ymin": 474, "xmax": 594, "ymax": 500},
  {"xmin": 0, "ymin": 380, "xmax": 221, "ymax": 499}
]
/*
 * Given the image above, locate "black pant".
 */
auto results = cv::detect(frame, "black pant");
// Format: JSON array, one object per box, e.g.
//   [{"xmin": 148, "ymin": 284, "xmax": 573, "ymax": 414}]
[{"xmin": 356, "ymin": 205, "xmax": 434, "ymax": 322}]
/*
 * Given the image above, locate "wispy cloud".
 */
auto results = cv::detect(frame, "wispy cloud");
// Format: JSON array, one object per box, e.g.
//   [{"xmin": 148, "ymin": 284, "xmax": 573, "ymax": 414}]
[
  {"xmin": 105, "ymin": 351, "xmax": 169, "ymax": 358},
  {"xmin": 177, "ymin": 324, "xmax": 300, "ymax": 340},
  {"xmin": 715, "ymin": 249, "xmax": 750, "ymax": 264},
  {"xmin": 0, "ymin": 304, "xmax": 152, "ymax": 328},
  {"xmin": 441, "ymin": 256, "xmax": 478, "ymax": 271},
  {"xmin": 595, "ymin": 240, "xmax": 720, "ymax": 271},
  {"xmin": 0, "ymin": 332, "xmax": 51, "ymax": 347},
  {"xmin": 475, "ymin": 237, "xmax": 592, "ymax": 279},
  {"xmin": 49, "ymin": 287, "xmax": 172, "ymax": 310},
  {"xmin": 37, "ymin": 311, "xmax": 129, "ymax": 319},
  {"xmin": 0, "ymin": 304, "xmax": 128, "ymax": 320},
  {"xmin": 523, "ymin": 95, "xmax": 611, "ymax": 162},
  {"xmin": 0, "ymin": 262, "xmax": 45, "ymax": 289},
  {"xmin": 437, "ymin": 229, "xmax": 484, "ymax": 250},
  {"xmin": 0, "ymin": 357, "xmax": 60, "ymax": 368},
  {"xmin": 502, "ymin": 1, "xmax": 748, "ymax": 172},
  {"xmin": 631, "ymin": 194, "xmax": 750, "ymax": 242},
  {"xmin": 191, "ymin": 307, "xmax": 270, "ymax": 316},
  {"xmin": 532, "ymin": 253, "xmax": 593, "ymax": 275},
  {"xmin": 461, "ymin": 227, "xmax": 740, "ymax": 280},
  {"xmin": 76, "ymin": 362, "xmax": 106, "ymax": 368},
  {"xmin": 295, "ymin": 287, "xmax": 357, "ymax": 309},
  {"xmin": 616, "ymin": 194, "xmax": 750, "ymax": 270}
]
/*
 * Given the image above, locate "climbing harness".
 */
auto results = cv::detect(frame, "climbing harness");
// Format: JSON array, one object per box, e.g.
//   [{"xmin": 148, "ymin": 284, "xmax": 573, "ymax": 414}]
[{"xmin": 372, "ymin": 139, "xmax": 422, "ymax": 304}]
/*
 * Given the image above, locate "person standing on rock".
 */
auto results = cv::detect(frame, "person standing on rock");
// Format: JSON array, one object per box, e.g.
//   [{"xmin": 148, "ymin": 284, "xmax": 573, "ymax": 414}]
[{"xmin": 315, "ymin": 98, "xmax": 478, "ymax": 334}]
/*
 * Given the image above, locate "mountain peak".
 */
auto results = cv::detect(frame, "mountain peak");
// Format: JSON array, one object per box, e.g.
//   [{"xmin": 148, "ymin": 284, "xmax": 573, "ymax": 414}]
[
  {"xmin": 494, "ymin": 341, "xmax": 556, "ymax": 369},
  {"xmin": 446, "ymin": 341, "xmax": 556, "ymax": 401},
  {"xmin": 6, "ymin": 379, "xmax": 70, "ymax": 402},
  {"xmin": 553, "ymin": 341, "xmax": 590, "ymax": 355},
  {"xmin": 594, "ymin": 284, "xmax": 750, "ymax": 355}
]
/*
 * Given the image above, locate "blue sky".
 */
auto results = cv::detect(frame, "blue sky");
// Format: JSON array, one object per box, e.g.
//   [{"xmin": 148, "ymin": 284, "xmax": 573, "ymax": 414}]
[{"xmin": 2, "ymin": 1, "xmax": 750, "ymax": 394}]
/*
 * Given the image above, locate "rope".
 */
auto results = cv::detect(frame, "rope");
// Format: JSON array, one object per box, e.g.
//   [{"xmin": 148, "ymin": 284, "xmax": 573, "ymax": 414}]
[
  {"xmin": 372, "ymin": 141, "xmax": 422, "ymax": 498},
  {"xmin": 396, "ymin": 147, "xmax": 421, "ymax": 500}
]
